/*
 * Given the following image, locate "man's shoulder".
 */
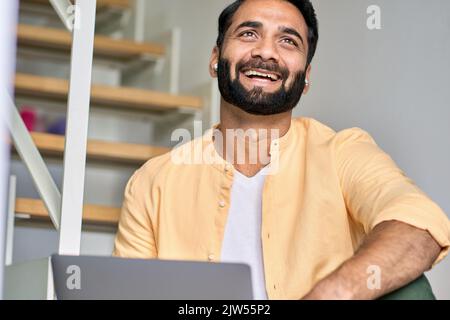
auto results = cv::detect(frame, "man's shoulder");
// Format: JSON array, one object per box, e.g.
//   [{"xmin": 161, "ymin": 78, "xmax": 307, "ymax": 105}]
[
  {"xmin": 293, "ymin": 117, "xmax": 375, "ymax": 145},
  {"xmin": 292, "ymin": 117, "xmax": 336, "ymax": 136}
]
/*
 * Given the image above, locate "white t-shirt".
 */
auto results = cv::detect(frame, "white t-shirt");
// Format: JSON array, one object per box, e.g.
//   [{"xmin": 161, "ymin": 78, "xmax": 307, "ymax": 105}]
[{"xmin": 220, "ymin": 167, "xmax": 268, "ymax": 300}]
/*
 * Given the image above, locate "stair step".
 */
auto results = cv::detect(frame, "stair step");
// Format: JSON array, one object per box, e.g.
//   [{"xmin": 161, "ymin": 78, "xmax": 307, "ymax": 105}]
[
  {"xmin": 17, "ymin": 24, "xmax": 165, "ymax": 61},
  {"xmin": 15, "ymin": 197, "xmax": 120, "ymax": 226},
  {"xmin": 22, "ymin": 131, "xmax": 170, "ymax": 165},
  {"xmin": 22, "ymin": 0, "xmax": 132, "ymax": 10},
  {"xmin": 15, "ymin": 73, "xmax": 203, "ymax": 112}
]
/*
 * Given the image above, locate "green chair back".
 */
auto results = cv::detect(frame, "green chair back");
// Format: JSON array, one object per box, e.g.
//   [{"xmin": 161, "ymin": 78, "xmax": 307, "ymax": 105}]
[{"xmin": 379, "ymin": 275, "xmax": 435, "ymax": 300}]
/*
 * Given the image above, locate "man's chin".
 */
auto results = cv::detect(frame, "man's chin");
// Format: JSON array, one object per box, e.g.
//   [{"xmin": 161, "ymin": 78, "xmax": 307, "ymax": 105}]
[{"xmin": 251, "ymin": 87, "xmax": 283, "ymax": 96}]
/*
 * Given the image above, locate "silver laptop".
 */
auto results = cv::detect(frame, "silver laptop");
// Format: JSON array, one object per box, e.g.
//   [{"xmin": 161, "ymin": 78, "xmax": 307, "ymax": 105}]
[{"xmin": 51, "ymin": 254, "xmax": 253, "ymax": 300}]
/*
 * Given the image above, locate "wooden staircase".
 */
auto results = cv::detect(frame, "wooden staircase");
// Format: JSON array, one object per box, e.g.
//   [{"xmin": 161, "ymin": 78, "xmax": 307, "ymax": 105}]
[{"xmin": 12, "ymin": 0, "xmax": 201, "ymax": 227}]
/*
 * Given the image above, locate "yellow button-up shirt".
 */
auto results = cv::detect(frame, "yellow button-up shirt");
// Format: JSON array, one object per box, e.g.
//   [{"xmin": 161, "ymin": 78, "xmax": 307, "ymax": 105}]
[{"xmin": 113, "ymin": 117, "xmax": 450, "ymax": 299}]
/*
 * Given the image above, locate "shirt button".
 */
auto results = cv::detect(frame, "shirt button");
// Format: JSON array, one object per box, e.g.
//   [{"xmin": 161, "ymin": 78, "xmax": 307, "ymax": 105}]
[
  {"xmin": 208, "ymin": 254, "xmax": 215, "ymax": 261},
  {"xmin": 224, "ymin": 164, "xmax": 231, "ymax": 172},
  {"xmin": 219, "ymin": 200, "xmax": 226, "ymax": 208}
]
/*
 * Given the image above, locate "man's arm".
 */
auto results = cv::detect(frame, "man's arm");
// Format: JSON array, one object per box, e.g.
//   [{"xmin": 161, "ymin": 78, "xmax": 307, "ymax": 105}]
[
  {"xmin": 302, "ymin": 220, "xmax": 441, "ymax": 300},
  {"xmin": 113, "ymin": 170, "xmax": 157, "ymax": 259}
]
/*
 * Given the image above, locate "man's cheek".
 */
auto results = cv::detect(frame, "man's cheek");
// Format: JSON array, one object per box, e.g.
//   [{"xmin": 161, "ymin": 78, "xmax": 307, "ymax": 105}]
[
  {"xmin": 283, "ymin": 77, "xmax": 292, "ymax": 89},
  {"xmin": 230, "ymin": 67, "xmax": 239, "ymax": 81},
  {"xmin": 285, "ymin": 70, "xmax": 301, "ymax": 88}
]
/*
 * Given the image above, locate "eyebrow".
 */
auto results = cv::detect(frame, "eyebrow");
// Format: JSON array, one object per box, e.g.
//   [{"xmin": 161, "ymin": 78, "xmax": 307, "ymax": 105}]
[
  {"xmin": 233, "ymin": 21, "xmax": 263, "ymax": 33},
  {"xmin": 279, "ymin": 26, "xmax": 304, "ymax": 46}
]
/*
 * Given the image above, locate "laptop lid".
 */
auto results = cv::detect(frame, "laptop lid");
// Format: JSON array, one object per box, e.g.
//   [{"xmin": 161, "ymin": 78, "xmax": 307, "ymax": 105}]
[{"xmin": 51, "ymin": 254, "xmax": 253, "ymax": 300}]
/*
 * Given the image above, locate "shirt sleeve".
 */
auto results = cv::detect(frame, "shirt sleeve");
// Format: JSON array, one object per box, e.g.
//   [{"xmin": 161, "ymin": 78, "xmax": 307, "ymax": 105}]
[
  {"xmin": 335, "ymin": 128, "xmax": 450, "ymax": 266},
  {"xmin": 112, "ymin": 169, "xmax": 157, "ymax": 259}
]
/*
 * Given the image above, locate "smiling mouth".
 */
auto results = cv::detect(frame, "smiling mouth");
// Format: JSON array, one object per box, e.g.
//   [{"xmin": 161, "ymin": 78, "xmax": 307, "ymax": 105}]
[{"xmin": 240, "ymin": 68, "xmax": 282, "ymax": 83}]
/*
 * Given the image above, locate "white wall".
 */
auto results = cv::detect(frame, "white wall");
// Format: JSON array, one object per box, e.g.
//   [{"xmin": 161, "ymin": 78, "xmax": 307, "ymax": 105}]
[{"xmin": 142, "ymin": 0, "xmax": 234, "ymax": 93}]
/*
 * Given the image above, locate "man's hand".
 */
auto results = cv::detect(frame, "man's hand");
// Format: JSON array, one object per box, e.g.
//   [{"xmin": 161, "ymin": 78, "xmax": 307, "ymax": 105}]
[{"xmin": 302, "ymin": 220, "xmax": 441, "ymax": 300}]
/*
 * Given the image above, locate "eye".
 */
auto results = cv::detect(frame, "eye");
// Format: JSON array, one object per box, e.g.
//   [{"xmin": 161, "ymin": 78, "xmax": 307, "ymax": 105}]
[
  {"xmin": 240, "ymin": 31, "xmax": 257, "ymax": 38},
  {"xmin": 281, "ymin": 38, "xmax": 298, "ymax": 47}
]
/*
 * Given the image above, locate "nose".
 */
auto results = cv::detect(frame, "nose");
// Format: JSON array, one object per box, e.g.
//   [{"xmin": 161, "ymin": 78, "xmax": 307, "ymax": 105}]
[{"xmin": 250, "ymin": 38, "xmax": 280, "ymax": 62}]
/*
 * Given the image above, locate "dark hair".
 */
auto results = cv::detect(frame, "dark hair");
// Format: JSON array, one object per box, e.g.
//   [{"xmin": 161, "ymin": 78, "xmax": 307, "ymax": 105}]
[{"xmin": 216, "ymin": 0, "xmax": 319, "ymax": 66}]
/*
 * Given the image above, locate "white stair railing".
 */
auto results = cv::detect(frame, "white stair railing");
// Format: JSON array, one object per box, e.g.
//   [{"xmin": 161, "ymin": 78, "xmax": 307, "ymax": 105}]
[
  {"xmin": 5, "ymin": 94, "xmax": 62, "ymax": 229},
  {"xmin": 58, "ymin": 0, "xmax": 96, "ymax": 256},
  {"xmin": 6, "ymin": 176, "xmax": 17, "ymax": 266}
]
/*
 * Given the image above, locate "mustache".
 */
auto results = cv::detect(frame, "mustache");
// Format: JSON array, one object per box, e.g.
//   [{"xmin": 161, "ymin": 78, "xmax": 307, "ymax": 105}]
[{"xmin": 235, "ymin": 58, "xmax": 290, "ymax": 80}]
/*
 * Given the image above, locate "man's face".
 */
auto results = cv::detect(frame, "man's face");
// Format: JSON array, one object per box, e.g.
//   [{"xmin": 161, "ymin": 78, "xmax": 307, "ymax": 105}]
[{"xmin": 213, "ymin": 0, "xmax": 311, "ymax": 115}]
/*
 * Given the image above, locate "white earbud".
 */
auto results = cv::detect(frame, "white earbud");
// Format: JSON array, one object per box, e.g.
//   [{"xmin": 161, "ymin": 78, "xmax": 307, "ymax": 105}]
[
  {"xmin": 214, "ymin": 63, "xmax": 218, "ymax": 72},
  {"xmin": 305, "ymin": 79, "xmax": 309, "ymax": 85}
]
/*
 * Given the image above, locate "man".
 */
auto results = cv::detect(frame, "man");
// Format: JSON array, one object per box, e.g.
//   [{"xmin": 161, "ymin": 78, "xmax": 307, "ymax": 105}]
[{"xmin": 113, "ymin": 0, "xmax": 450, "ymax": 299}]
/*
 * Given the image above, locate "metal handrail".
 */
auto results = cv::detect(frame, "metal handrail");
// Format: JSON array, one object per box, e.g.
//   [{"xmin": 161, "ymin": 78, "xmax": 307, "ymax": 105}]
[
  {"xmin": 57, "ymin": 0, "xmax": 96, "ymax": 255},
  {"xmin": 4, "ymin": 90, "xmax": 61, "ymax": 230}
]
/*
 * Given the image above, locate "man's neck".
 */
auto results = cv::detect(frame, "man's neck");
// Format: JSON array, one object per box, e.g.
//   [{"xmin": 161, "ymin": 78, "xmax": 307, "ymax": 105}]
[{"xmin": 216, "ymin": 100, "xmax": 292, "ymax": 177}]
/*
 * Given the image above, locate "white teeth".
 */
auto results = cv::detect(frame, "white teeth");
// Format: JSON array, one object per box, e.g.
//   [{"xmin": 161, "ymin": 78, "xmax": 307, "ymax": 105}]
[{"xmin": 244, "ymin": 70, "xmax": 279, "ymax": 81}]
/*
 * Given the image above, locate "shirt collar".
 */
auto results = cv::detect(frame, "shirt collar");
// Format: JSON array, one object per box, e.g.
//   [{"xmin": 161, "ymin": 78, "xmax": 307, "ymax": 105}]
[{"xmin": 202, "ymin": 119, "xmax": 297, "ymax": 171}]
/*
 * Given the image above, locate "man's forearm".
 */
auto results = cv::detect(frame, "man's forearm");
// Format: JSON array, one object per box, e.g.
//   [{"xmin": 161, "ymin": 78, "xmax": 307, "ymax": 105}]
[{"xmin": 303, "ymin": 220, "xmax": 441, "ymax": 300}]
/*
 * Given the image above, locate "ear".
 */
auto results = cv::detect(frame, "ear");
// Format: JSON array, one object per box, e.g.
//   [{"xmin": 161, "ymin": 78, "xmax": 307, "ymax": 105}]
[
  {"xmin": 303, "ymin": 64, "xmax": 312, "ymax": 95},
  {"xmin": 209, "ymin": 46, "xmax": 219, "ymax": 78}
]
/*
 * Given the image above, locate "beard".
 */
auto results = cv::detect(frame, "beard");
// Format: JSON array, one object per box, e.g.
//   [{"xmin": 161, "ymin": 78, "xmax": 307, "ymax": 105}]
[{"xmin": 217, "ymin": 56, "xmax": 307, "ymax": 116}]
